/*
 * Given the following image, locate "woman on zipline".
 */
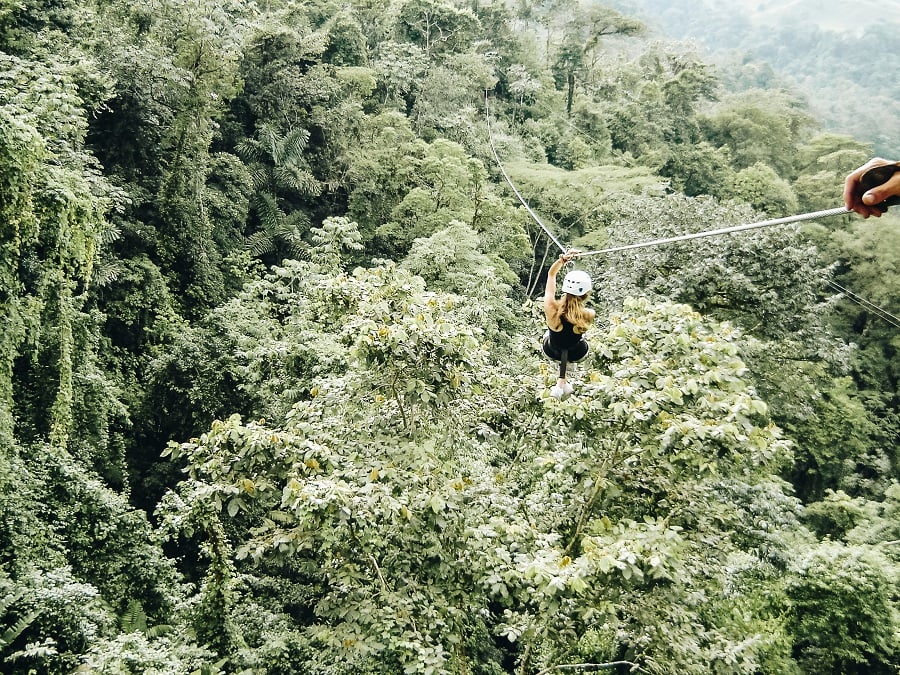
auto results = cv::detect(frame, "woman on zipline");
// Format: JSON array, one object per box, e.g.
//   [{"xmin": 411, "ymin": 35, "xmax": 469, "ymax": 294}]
[{"xmin": 543, "ymin": 251, "xmax": 595, "ymax": 398}]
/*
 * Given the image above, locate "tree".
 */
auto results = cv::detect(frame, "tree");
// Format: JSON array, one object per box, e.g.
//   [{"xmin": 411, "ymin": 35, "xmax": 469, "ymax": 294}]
[
  {"xmin": 579, "ymin": 191, "xmax": 886, "ymax": 513},
  {"xmin": 551, "ymin": 6, "xmax": 643, "ymax": 116},
  {"xmin": 785, "ymin": 541, "xmax": 897, "ymax": 674},
  {"xmin": 400, "ymin": 220, "xmax": 519, "ymax": 340},
  {"xmin": 0, "ymin": 52, "xmax": 120, "ymax": 456},
  {"xmin": 660, "ymin": 141, "xmax": 734, "ymax": 198},
  {"xmin": 410, "ymin": 52, "xmax": 496, "ymax": 142},
  {"xmin": 87, "ymin": 0, "xmax": 247, "ymax": 315},
  {"xmin": 602, "ymin": 45, "xmax": 717, "ymax": 165},
  {"xmin": 723, "ymin": 162, "xmax": 799, "ymax": 215},
  {"xmin": 396, "ymin": 0, "xmax": 480, "ymax": 57},
  {"xmin": 310, "ymin": 216, "xmax": 365, "ymax": 271},
  {"xmin": 323, "ymin": 12, "xmax": 368, "ymax": 66},
  {"xmin": 237, "ymin": 123, "xmax": 322, "ymax": 263},
  {"xmin": 2, "ymin": 0, "xmax": 899, "ymax": 671},
  {"xmin": 507, "ymin": 64, "xmax": 542, "ymax": 124},
  {"xmin": 700, "ymin": 90, "xmax": 816, "ymax": 177},
  {"xmin": 344, "ymin": 111, "xmax": 427, "ymax": 238},
  {"xmin": 816, "ymin": 216, "xmax": 900, "ymax": 501},
  {"xmin": 156, "ymin": 286, "xmax": 809, "ymax": 673},
  {"xmin": 791, "ymin": 133, "xmax": 871, "ymax": 211},
  {"xmin": 347, "ymin": 0, "xmax": 396, "ymax": 51},
  {"xmin": 374, "ymin": 138, "xmax": 486, "ymax": 257},
  {"xmin": 371, "ymin": 40, "xmax": 430, "ymax": 109},
  {"xmin": 230, "ymin": 17, "xmax": 329, "ymax": 132}
]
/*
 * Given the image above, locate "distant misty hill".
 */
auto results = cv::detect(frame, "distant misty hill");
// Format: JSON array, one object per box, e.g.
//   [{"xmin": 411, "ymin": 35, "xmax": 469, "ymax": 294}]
[
  {"xmin": 731, "ymin": 0, "xmax": 898, "ymax": 33},
  {"xmin": 612, "ymin": 0, "xmax": 898, "ymax": 37},
  {"xmin": 608, "ymin": 0, "xmax": 900, "ymax": 156}
]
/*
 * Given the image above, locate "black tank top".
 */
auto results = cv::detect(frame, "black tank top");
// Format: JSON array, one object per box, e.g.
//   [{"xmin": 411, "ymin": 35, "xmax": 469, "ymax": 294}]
[{"xmin": 547, "ymin": 318, "xmax": 583, "ymax": 350}]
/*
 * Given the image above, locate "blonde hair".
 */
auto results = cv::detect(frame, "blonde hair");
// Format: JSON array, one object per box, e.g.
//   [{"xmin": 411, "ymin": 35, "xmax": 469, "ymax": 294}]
[{"xmin": 547, "ymin": 293, "xmax": 593, "ymax": 334}]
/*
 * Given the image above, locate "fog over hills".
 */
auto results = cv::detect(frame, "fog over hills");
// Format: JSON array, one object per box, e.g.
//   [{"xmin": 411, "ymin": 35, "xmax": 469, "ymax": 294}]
[
  {"xmin": 613, "ymin": 0, "xmax": 898, "ymax": 35},
  {"xmin": 727, "ymin": 0, "xmax": 895, "ymax": 33},
  {"xmin": 609, "ymin": 0, "xmax": 898, "ymax": 39},
  {"xmin": 608, "ymin": 0, "xmax": 900, "ymax": 156}
]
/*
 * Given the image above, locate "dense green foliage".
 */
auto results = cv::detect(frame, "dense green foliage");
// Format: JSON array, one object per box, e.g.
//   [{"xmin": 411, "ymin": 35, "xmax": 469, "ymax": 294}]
[{"xmin": 1, "ymin": 0, "xmax": 898, "ymax": 673}]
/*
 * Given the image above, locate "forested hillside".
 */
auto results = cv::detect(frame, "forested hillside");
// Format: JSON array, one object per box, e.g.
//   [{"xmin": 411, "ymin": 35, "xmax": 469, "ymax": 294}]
[
  {"xmin": 610, "ymin": 0, "xmax": 900, "ymax": 156},
  {"xmin": 1, "ymin": 0, "xmax": 898, "ymax": 673}
]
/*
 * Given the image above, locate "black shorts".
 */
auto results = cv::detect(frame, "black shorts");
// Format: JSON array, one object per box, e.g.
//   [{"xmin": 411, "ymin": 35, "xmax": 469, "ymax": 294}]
[{"xmin": 542, "ymin": 330, "xmax": 589, "ymax": 363}]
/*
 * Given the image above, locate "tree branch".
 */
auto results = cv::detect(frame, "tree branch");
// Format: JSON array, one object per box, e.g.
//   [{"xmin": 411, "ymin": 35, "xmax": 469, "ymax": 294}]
[
  {"xmin": 563, "ymin": 426, "xmax": 628, "ymax": 558},
  {"xmin": 368, "ymin": 553, "xmax": 388, "ymax": 590},
  {"xmin": 534, "ymin": 662, "xmax": 639, "ymax": 675}
]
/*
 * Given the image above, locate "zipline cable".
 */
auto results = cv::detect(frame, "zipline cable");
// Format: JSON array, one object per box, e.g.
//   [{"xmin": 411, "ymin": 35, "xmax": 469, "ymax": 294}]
[
  {"xmin": 574, "ymin": 206, "xmax": 851, "ymax": 257},
  {"xmin": 484, "ymin": 95, "xmax": 856, "ymax": 258},
  {"xmin": 483, "ymin": 94, "xmax": 898, "ymax": 332},
  {"xmin": 827, "ymin": 280, "xmax": 900, "ymax": 329},
  {"xmin": 484, "ymin": 89, "xmax": 899, "ymax": 343},
  {"xmin": 574, "ymin": 165, "xmax": 899, "ymax": 257},
  {"xmin": 484, "ymin": 93, "xmax": 568, "ymax": 253}
]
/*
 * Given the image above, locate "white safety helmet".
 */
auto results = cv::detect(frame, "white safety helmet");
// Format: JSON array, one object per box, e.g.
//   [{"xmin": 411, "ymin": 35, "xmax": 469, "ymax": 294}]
[{"xmin": 562, "ymin": 270, "xmax": 592, "ymax": 296}]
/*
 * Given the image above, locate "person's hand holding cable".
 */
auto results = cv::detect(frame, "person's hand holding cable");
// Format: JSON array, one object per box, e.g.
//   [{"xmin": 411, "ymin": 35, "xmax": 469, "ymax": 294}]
[{"xmin": 844, "ymin": 157, "xmax": 900, "ymax": 218}]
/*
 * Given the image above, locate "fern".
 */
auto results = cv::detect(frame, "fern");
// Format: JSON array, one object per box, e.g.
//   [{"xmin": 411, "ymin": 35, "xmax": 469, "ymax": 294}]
[
  {"xmin": 144, "ymin": 623, "xmax": 174, "ymax": 639},
  {"xmin": 257, "ymin": 124, "xmax": 280, "ymax": 158},
  {"xmin": 0, "ymin": 609, "xmax": 41, "ymax": 649},
  {"xmin": 247, "ymin": 166, "xmax": 270, "ymax": 191},
  {"xmin": 253, "ymin": 192, "xmax": 282, "ymax": 230},
  {"xmin": 267, "ymin": 510, "xmax": 296, "ymax": 524},
  {"xmin": 292, "ymin": 167, "xmax": 323, "ymax": 197},
  {"xmin": 279, "ymin": 128, "xmax": 311, "ymax": 162},
  {"xmin": 119, "ymin": 600, "xmax": 173, "ymax": 638},
  {"xmin": 0, "ymin": 589, "xmax": 18, "ymax": 622},
  {"xmin": 273, "ymin": 221, "xmax": 305, "ymax": 258},
  {"xmin": 245, "ymin": 230, "xmax": 275, "ymax": 257},
  {"xmin": 90, "ymin": 259, "xmax": 122, "ymax": 288},
  {"xmin": 235, "ymin": 137, "xmax": 264, "ymax": 163},
  {"xmin": 6, "ymin": 637, "xmax": 57, "ymax": 662},
  {"xmin": 119, "ymin": 600, "xmax": 147, "ymax": 634},
  {"xmin": 0, "ymin": 586, "xmax": 41, "ymax": 652}
]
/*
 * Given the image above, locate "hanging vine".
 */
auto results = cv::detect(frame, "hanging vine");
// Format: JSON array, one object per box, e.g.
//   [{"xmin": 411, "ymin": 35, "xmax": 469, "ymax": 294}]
[{"xmin": 1, "ymin": 54, "xmax": 110, "ymax": 450}]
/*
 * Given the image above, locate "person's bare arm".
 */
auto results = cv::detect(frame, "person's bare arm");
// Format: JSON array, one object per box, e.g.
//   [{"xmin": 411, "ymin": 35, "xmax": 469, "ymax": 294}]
[{"xmin": 544, "ymin": 253, "xmax": 572, "ymax": 326}]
